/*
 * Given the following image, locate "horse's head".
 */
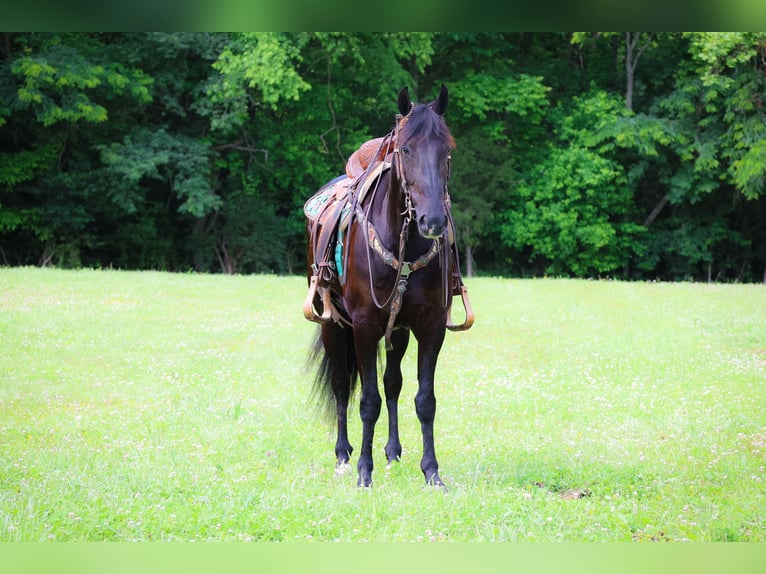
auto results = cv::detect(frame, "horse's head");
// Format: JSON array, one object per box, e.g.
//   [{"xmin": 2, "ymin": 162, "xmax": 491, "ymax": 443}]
[{"xmin": 394, "ymin": 85, "xmax": 455, "ymax": 240}]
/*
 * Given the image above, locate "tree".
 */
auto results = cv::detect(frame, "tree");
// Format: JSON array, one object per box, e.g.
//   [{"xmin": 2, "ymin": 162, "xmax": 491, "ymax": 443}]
[
  {"xmin": 446, "ymin": 71, "xmax": 550, "ymax": 275},
  {"xmin": 643, "ymin": 32, "xmax": 766, "ymax": 280},
  {"xmin": 0, "ymin": 33, "xmax": 153, "ymax": 266},
  {"xmin": 500, "ymin": 91, "xmax": 645, "ymax": 276}
]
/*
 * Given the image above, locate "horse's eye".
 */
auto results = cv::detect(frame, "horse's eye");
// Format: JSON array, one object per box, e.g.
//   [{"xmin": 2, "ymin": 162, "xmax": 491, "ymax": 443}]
[{"xmin": 401, "ymin": 145, "xmax": 411, "ymax": 156}]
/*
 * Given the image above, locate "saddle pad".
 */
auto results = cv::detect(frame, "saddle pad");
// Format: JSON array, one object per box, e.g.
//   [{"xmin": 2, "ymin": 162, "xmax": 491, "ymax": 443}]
[
  {"xmin": 340, "ymin": 161, "xmax": 391, "ymax": 231},
  {"xmin": 304, "ymin": 177, "xmax": 351, "ymax": 222},
  {"xmin": 305, "ymin": 162, "xmax": 392, "ymax": 227}
]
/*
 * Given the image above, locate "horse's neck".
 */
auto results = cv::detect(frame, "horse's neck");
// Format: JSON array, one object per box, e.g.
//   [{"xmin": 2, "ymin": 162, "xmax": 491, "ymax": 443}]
[
  {"xmin": 364, "ymin": 172, "xmax": 404, "ymax": 240},
  {"xmin": 370, "ymin": 175, "xmax": 432, "ymax": 260}
]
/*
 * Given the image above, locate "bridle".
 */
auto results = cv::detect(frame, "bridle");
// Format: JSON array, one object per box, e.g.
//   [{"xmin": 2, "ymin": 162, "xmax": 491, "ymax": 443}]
[
  {"xmin": 391, "ymin": 106, "xmax": 453, "ymax": 225},
  {"xmin": 351, "ymin": 106, "xmax": 454, "ymax": 350}
]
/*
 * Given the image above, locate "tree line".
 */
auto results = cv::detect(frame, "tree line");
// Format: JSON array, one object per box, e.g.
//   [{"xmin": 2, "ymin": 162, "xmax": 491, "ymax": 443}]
[{"xmin": 1, "ymin": 32, "xmax": 764, "ymax": 281}]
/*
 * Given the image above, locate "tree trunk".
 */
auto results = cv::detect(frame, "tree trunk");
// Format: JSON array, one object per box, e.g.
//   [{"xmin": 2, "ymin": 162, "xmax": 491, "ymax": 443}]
[
  {"xmin": 465, "ymin": 244, "xmax": 475, "ymax": 277},
  {"xmin": 39, "ymin": 242, "xmax": 54, "ymax": 267},
  {"xmin": 643, "ymin": 194, "xmax": 669, "ymax": 228},
  {"xmin": 624, "ymin": 33, "xmax": 654, "ymax": 111},
  {"xmin": 625, "ymin": 32, "xmax": 635, "ymax": 111},
  {"xmin": 215, "ymin": 237, "xmax": 236, "ymax": 274}
]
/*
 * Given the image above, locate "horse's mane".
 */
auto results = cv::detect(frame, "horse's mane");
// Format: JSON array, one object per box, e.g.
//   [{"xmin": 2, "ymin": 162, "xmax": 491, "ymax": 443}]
[{"xmin": 400, "ymin": 104, "xmax": 456, "ymax": 149}]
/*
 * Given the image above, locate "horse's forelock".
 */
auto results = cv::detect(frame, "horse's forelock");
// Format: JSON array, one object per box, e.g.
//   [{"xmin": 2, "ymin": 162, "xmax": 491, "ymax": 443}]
[{"xmin": 400, "ymin": 104, "xmax": 455, "ymax": 149}]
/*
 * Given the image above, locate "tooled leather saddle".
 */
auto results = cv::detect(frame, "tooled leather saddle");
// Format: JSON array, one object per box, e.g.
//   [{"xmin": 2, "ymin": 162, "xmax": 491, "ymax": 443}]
[
  {"xmin": 344, "ymin": 136, "xmax": 394, "ymax": 180},
  {"xmin": 304, "ymin": 137, "xmax": 393, "ymax": 288}
]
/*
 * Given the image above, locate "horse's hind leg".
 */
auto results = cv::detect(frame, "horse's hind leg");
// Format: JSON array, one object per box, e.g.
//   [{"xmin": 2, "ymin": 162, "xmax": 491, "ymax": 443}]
[
  {"xmin": 383, "ymin": 328, "xmax": 410, "ymax": 465},
  {"xmin": 321, "ymin": 322, "xmax": 355, "ymax": 472}
]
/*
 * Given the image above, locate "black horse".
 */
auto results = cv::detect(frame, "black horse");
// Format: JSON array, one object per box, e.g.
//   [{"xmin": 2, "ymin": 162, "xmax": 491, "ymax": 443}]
[{"xmin": 304, "ymin": 85, "xmax": 473, "ymax": 487}]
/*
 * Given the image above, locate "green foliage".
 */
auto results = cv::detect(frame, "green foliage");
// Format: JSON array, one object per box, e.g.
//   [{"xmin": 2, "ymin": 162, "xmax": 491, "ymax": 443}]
[
  {"xmin": 503, "ymin": 145, "xmax": 643, "ymax": 276},
  {"xmin": 0, "ymin": 144, "xmax": 59, "ymax": 190},
  {"xmin": 451, "ymin": 73, "xmax": 550, "ymax": 122},
  {"xmin": 10, "ymin": 40, "xmax": 152, "ymax": 126},
  {"xmin": 215, "ymin": 186, "xmax": 290, "ymax": 274},
  {"xmin": 675, "ymin": 32, "xmax": 766, "ymax": 201},
  {"xmin": 731, "ymin": 138, "xmax": 766, "ymax": 198},
  {"xmin": 500, "ymin": 91, "xmax": 645, "ymax": 276},
  {"xmin": 449, "ymin": 73, "xmax": 549, "ymax": 143},
  {"xmin": 0, "ymin": 33, "xmax": 764, "ymax": 280},
  {"xmin": 0, "ymin": 206, "xmax": 37, "ymax": 235},
  {"xmin": 98, "ymin": 128, "xmax": 219, "ymax": 217},
  {"xmin": 205, "ymin": 33, "xmax": 311, "ymax": 132}
]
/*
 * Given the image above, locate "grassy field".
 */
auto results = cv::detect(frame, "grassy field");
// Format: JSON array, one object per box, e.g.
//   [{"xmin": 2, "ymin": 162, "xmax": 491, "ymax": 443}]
[{"xmin": 1, "ymin": 267, "xmax": 764, "ymax": 542}]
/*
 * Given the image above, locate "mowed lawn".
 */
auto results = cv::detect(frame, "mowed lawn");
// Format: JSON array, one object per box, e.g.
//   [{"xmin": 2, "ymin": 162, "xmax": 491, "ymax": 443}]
[{"xmin": 1, "ymin": 268, "xmax": 764, "ymax": 542}]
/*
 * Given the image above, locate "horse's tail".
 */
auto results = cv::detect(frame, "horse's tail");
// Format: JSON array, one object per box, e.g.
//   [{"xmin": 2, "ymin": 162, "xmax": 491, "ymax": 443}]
[{"xmin": 308, "ymin": 326, "xmax": 359, "ymax": 423}]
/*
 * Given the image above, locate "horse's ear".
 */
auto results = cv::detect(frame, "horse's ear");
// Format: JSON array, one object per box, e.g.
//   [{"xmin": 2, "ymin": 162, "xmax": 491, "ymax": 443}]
[
  {"xmin": 431, "ymin": 84, "xmax": 448, "ymax": 116},
  {"xmin": 397, "ymin": 87, "xmax": 411, "ymax": 116}
]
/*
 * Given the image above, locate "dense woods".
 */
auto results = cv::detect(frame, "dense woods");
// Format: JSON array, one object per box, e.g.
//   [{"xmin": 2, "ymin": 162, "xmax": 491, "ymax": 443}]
[{"xmin": 1, "ymin": 32, "xmax": 765, "ymax": 281}]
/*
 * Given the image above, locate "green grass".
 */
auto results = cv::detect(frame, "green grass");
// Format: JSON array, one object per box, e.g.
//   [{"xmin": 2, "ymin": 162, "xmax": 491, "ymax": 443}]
[{"xmin": 1, "ymin": 268, "xmax": 765, "ymax": 542}]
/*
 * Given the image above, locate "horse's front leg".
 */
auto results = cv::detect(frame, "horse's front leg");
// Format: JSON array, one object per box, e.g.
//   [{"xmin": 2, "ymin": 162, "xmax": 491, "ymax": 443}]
[
  {"xmin": 414, "ymin": 323, "xmax": 446, "ymax": 486},
  {"xmin": 354, "ymin": 327, "xmax": 382, "ymax": 487},
  {"xmin": 383, "ymin": 328, "xmax": 410, "ymax": 465}
]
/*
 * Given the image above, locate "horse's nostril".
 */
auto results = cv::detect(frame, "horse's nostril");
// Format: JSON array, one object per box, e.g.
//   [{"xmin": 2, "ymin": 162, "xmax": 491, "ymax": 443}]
[{"xmin": 418, "ymin": 214, "xmax": 447, "ymax": 238}]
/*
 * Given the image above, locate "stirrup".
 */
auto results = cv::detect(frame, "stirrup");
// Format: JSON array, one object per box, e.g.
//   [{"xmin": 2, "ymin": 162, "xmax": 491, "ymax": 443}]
[
  {"xmin": 446, "ymin": 285, "xmax": 474, "ymax": 331},
  {"xmin": 303, "ymin": 275, "xmax": 333, "ymax": 323}
]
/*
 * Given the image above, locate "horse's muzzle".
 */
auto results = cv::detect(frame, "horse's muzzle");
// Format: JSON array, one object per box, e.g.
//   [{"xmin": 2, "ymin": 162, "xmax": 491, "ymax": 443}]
[{"xmin": 417, "ymin": 213, "xmax": 448, "ymax": 239}]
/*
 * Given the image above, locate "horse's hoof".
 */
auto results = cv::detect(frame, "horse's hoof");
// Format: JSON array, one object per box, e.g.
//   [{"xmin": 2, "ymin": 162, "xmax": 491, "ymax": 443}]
[
  {"xmin": 334, "ymin": 461, "xmax": 352, "ymax": 477},
  {"xmin": 357, "ymin": 475, "xmax": 373, "ymax": 488},
  {"xmin": 384, "ymin": 445, "xmax": 402, "ymax": 465},
  {"xmin": 425, "ymin": 473, "xmax": 447, "ymax": 491}
]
